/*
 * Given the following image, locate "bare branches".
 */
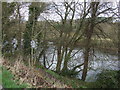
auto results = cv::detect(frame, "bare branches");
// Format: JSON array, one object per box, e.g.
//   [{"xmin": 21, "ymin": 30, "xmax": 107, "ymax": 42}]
[{"xmin": 72, "ymin": 63, "xmax": 84, "ymax": 71}]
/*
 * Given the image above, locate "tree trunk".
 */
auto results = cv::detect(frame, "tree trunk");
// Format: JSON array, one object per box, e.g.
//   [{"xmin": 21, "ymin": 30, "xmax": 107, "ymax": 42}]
[
  {"xmin": 56, "ymin": 46, "xmax": 62, "ymax": 72},
  {"xmin": 56, "ymin": 31, "xmax": 63, "ymax": 72},
  {"xmin": 62, "ymin": 58, "xmax": 68, "ymax": 72},
  {"xmin": 81, "ymin": 2, "xmax": 98, "ymax": 81},
  {"xmin": 0, "ymin": 2, "xmax": 2, "ymax": 58},
  {"xmin": 62, "ymin": 47, "xmax": 70, "ymax": 72},
  {"xmin": 17, "ymin": 3, "xmax": 23, "ymax": 61},
  {"xmin": 43, "ymin": 51, "xmax": 46, "ymax": 68},
  {"xmin": 118, "ymin": 1, "xmax": 120, "ymax": 62},
  {"xmin": 82, "ymin": 38, "xmax": 90, "ymax": 81},
  {"xmin": 62, "ymin": 47, "xmax": 73, "ymax": 73},
  {"xmin": 118, "ymin": 1, "xmax": 120, "ymax": 86}
]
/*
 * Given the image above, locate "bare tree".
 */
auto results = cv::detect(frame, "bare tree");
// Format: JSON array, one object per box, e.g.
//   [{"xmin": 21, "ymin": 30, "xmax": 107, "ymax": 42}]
[
  {"xmin": 82, "ymin": 2, "xmax": 99, "ymax": 81},
  {"xmin": 51, "ymin": 2, "xmax": 90, "ymax": 73}
]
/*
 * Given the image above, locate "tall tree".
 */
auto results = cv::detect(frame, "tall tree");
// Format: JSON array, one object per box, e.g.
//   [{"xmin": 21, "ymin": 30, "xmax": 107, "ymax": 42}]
[
  {"xmin": 23, "ymin": 2, "xmax": 47, "ymax": 66},
  {"xmin": 2, "ymin": 2, "xmax": 16, "ymax": 55},
  {"xmin": 81, "ymin": 2, "xmax": 116, "ymax": 81},
  {"xmin": 82, "ymin": 2, "xmax": 99, "ymax": 81},
  {"xmin": 52, "ymin": 2, "xmax": 89, "ymax": 73}
]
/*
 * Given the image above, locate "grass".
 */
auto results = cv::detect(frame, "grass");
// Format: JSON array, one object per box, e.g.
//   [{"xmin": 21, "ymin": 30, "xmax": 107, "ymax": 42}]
[
  {"xmin": 46, "ymin": 69, "xmax": 120, "ymax": 88},
  {"xmin": 1, "ymin": 67, "xmax": 28, "ymax": 88},
  {"xmin": 45, "ymin": 69, "xmax": 95, "ymax": 88},
  {"xmin": 0, "ymin": 66, "xmax": 2, "ymax": 85},
  {"xmin": 46, "ymin": 69, "xmax": 60, "ymax": 79}
]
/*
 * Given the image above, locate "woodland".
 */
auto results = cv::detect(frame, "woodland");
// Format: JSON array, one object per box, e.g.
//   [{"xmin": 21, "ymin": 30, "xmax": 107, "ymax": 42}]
[{"xmin": 0, "ymin": 1, "xmax": 120, "ymax": 88}]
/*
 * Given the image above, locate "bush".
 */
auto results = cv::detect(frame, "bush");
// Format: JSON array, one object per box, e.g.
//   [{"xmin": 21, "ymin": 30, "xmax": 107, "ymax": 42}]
[
  {"xmin": 61, "ymin": 69, "xmax": 79, "ymax": 78},
  {"xmin": 96, "ymin": 70, "xmax": 119, "ymax": 88}
]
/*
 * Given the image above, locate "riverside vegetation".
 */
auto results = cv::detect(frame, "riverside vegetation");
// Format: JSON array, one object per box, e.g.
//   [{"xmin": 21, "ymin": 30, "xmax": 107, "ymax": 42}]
[{"xmin": 1, "ymin": 1, "xmax": 120, "ymax": 88}]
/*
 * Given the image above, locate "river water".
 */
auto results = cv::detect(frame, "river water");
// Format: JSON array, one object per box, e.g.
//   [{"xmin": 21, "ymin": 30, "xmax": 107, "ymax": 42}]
[{"xmin": 39, "ymin": 45, "xmax": 119, "ymax": 82}]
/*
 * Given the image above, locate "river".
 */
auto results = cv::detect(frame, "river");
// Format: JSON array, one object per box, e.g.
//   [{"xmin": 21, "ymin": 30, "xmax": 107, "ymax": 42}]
[{"xmin": 39, "ymin": 45, "xmax": 119, "ymax": 82}]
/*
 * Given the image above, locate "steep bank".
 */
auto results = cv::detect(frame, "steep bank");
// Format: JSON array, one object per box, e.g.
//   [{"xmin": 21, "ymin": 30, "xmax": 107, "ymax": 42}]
[
  {"xmin": 2, "ymin": 59, "xmax": 70, "ymax": 88},
  {"xmin": 1, "ymin": 58, "xmax": 95, "ymax": 88}
]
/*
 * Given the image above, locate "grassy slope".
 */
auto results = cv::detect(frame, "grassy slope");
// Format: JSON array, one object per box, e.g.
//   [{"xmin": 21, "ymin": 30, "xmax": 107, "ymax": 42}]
[
  {"xmin": 2, "ymin": 58, "xmax": 118, "ymax": 88},
  {"xmin": 34, "ymin": 63, "xmax": 95, "ymax": 88},
  {"xmin": 45, "ymin": 69, "xmax": 96, "ymax": 88},
  {"xmin": 1, "ymin": 67, "xmax": 28, "ymax": 88}
]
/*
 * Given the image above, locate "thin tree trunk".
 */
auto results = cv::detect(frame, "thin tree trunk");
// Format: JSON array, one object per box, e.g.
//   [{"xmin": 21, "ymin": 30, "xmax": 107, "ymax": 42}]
[
  {"xmin": 56, "ymin": 31, "xmax": 63, "ymax": 72},
  {"xmin": 62, "ymin": 48, "xmax": 72, "ymax": 72},
  {"xmin": 82, "ymin": 2, "xmax": 98, "ymax": 81},
  {"xmin": 62, "ymin": 47, "xmax": 69, "ymax": 72},
  {"xmin": 118, "ymin": 1, "xmax": 120, "ymax": 62},
  {"xmin": 82, "ymin": 38, "xmax": 91, "ymax": 81},
  {"xmin": 118, "ymin": 2, "xmax": 120, "ymax": 85},
  {"xmin": 56, "ymin": 46, "xmax": 62, "ymax": 72},
  {"xmin": 43, "ymin": 51, "xmax": 46, "ymax": 68},
  {"xmin": 17, "ymin": 3, "xmax": 23, "ymax": 61}
]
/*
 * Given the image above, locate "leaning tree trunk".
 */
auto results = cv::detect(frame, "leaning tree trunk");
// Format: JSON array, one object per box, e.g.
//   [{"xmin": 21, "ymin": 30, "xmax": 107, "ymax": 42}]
[
  {"xmin": 82, "ymin": 2, "xmax": 98, "ymax": 81},
  {"xmin": 43, "ymin": 50, "xmax": 46, "ymax": 68},
  {"xmin": 82, "ymin": 37, "xmax": 91, "ymax": 81}
]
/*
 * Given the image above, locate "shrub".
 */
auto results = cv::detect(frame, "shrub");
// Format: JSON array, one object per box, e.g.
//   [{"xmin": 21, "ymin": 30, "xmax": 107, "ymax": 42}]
[
  {"xmin": 96, "ymin": 70, "xmax": 119, "ymax": 88},
  {"xmin": 61, "ymin": 69, "xmax": 79, "ymax": 78}
]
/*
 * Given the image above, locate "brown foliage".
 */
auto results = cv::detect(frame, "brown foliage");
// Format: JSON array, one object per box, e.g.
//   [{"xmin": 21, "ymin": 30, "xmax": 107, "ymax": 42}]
[{"xmin": 2, "ymin": 59, "xmax": 70, "ymax": 88}]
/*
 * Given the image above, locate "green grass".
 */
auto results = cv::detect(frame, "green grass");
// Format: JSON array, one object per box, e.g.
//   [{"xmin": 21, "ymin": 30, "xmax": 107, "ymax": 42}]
[
  {"xmin": 1, "ymin": 67, "xmax": 28, "ymax": 88},
  {"xmin": 45, "ymin": 69, "xmax": 95, "ymax": 88},
  {"xmin": 46, "ymin": 69, "xmax": 60, "ymax": 79},
  {"xmin": 0, "ymin": 66, "xmax": 2, "ymax": 85}
]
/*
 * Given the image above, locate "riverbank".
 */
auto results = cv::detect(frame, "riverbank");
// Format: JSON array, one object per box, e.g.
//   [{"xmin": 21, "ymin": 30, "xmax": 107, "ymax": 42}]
[
  {"xmin": 75, "ymin": 40, "xmax": 118, "ymax": 56},
  {"xmin": 1, "ymin": 58, "xmax": 119, "ymax": 88},
  {"xmin": 50, "ymin": 37, "xmax": 118, "ymax": 56},
  {"xmin": 1, "ymin": 59, "xmax": 70, "ymax": 88},
  {"xmin": 1, "ymin": 58, "xmax": 96, "ymax": 88}
]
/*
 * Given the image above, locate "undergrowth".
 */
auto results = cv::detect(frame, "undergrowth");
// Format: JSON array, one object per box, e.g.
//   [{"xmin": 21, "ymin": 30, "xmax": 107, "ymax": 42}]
[{"xmin": 1, "ymin": 67, "xmax": 28, "ymax": 88}]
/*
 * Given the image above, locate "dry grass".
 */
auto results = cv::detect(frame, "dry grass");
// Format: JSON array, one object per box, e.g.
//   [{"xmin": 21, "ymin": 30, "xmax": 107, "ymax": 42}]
[{"xmin": 2, "ymin": 58, "xmax": 70, "ymax": 88}]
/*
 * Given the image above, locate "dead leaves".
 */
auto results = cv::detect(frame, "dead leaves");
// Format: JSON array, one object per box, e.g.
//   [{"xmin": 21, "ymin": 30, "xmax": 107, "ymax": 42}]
[{"xmin": 3, "ymin": 59, "xmax": 71, "ymax": 88}]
